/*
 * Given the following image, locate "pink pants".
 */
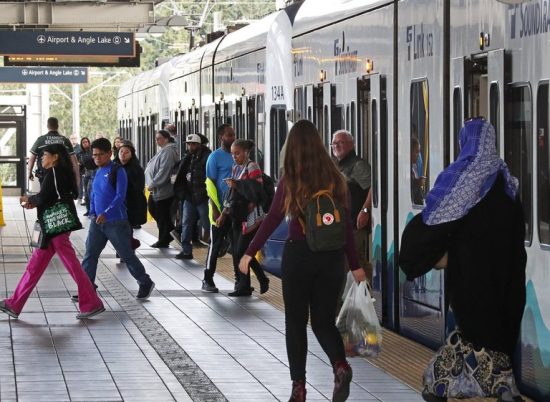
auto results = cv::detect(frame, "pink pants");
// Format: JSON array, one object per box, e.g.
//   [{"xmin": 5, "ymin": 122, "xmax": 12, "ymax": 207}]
[{"xmin": 5, "ymin": 232, "xmax": 103, "ymax": 314}]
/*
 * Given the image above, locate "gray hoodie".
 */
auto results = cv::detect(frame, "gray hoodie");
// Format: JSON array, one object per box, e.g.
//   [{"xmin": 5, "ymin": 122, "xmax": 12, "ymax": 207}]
[{"xmin": 145, "ymin": 142, "xmax": 179, "ymax": 201}]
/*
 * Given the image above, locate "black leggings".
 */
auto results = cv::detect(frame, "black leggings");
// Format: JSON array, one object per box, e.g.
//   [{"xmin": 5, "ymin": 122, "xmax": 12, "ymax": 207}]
[
  {"xmin": 148, "ymin": 196, "xmax": 175, "ymax": 246},
  {"xmin": 231, "ymin": 223, "xmax": 267, "ymax": 290},
  {"xmin": 281, "ymin": 240, "xmax": 346, "ymax": 381}
]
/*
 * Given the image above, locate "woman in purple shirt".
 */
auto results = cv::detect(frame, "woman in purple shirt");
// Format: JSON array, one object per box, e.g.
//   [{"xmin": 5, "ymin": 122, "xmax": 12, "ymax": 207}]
[{"xmin": 239, "ymin": 120, "xmax": 366, "ymax": 402}]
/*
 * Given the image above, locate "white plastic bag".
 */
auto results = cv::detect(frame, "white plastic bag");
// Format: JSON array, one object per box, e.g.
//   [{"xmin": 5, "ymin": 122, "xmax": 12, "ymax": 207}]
[{"xmin": 336, "ymin": 281, "xmax": 382, "ymax": 358}]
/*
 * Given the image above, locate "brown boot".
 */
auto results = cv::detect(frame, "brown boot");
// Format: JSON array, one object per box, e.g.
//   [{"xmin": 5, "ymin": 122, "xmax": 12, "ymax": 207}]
[
  {"xmin": 288, "ymin": 379, "xmax": 306, "ymax": 402},
  {"xmin": 332, "ymin": 361, "xmax": 352, "ymax": 402}
]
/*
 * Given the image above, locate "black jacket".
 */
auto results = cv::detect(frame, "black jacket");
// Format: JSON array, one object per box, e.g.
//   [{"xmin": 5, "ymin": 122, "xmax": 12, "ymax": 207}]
[
  {"xmin": 173, "ymin": 145, "xmax": 211, "ymax": 204},
  {"xmin": 399, "ymin": 175, "xmax": 526, "ymax": 356},
  {"xmin": 122, "ymin": 159, "xmax": 147, "ymax": 226},
  {"xmin": 28, "ymin": 166, "xmax": 82, "ymax": 242}
]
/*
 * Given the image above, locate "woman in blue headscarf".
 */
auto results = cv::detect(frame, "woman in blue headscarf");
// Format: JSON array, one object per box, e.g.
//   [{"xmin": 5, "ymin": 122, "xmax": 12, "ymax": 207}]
[{"xmin": 399, "ymin": 118, "xmax": 526, "ymax": 402}]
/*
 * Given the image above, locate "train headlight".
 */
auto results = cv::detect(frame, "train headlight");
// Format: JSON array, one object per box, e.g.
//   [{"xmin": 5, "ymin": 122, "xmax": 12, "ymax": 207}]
[{"xmin": 319, "ymin": 69, "xmax": 326, "ymax": 82}]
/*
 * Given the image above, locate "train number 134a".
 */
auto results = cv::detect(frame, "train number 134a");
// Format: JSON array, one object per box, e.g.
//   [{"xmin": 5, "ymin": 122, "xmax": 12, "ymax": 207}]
[{"xmin": 271, "ymin": 85, "xmax": 284, "ymax": 101}]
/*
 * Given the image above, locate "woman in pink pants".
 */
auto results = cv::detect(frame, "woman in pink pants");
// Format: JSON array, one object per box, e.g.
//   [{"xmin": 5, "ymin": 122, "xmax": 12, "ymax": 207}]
[{"xmin": 0, "ymin": 144, "xmax": 104, "ymax": 320}]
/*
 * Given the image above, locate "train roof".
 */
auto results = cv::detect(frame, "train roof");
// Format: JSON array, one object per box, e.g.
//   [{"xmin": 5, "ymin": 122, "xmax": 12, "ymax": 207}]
[
  {"xmin": 214, "ymin": 11, "xmax": 289, "ymax": 64},
  {"xmin": 170, "ymin": 37, "xmax": 224, "ymax": 80},
  {"xmin": 117, "ymin": 75, "xmax": 137, "ymax": 99},
  {"xmin": 127, "ymin": 59, "xmax": 173, "ymax": 94},
  {"xmin": 293, "ymin": 0, "xmax": 392, "ymax": 37}
]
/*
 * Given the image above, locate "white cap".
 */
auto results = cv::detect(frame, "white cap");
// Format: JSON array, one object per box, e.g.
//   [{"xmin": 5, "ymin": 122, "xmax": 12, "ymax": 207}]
[{"xmin": 186, "ymin": 134, "xmax": 201, "ymax": 143}]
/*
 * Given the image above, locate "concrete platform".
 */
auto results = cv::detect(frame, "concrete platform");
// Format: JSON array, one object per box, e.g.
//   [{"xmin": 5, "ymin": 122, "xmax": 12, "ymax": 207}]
[{"xmin": 0, "ymin": 196, "xmax": 423, "ymax": 402}]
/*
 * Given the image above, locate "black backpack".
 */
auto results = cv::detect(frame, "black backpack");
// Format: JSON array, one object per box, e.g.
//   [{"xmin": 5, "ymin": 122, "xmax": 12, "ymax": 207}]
[{"xmin": 299, "ymin": 190, "xmax": 346, "ymax": 252}]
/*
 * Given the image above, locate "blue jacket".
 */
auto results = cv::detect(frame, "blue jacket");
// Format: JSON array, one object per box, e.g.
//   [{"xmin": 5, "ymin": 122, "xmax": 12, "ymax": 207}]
[{"xmin": 90, "ymin": 162, "xmax": 128, "ymax": 222}]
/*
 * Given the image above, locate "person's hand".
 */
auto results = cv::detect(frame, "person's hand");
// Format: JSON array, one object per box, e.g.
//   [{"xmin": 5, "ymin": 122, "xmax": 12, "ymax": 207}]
[
  {"xmin": 357, "ymin": 210, "xmax": 370, "ymax": 230},
  {"xmin": 95, "ymin": 214, "xmax": 106, "ymax": 224},
  {"xmin": 351, "ymin": 268, "xmax": 367, "ymax": 283},
  {"xmin": 418, "ymin": 176, "xmax": 427, "ymax": 188},
  {"xmin": 215, "ymin": 213, "xmax": 226, "ymax": 227},
  {"xmin": 20, "ymin": 195, "xmax": 28, "ymax": 204},
  {"xmin": 28, "ymin": 172, "xmax": 34, "ymax": 181},
  {"xmin": 239, "ymin": 255, "xmax": 252, "ymax": 275},
  {"xmin": 225, "ymin": 178, "xmax": 235, "ymax": 188}
]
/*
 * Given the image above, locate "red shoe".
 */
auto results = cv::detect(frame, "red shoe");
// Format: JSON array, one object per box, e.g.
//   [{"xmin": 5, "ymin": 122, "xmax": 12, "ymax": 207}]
[
  {"xmin": 332, "ymin": 361, "xmax": 352, "ymax": 402},
  {"xmin": 288, "ymin": 380, "xmax": 306, "ymax": 402}
]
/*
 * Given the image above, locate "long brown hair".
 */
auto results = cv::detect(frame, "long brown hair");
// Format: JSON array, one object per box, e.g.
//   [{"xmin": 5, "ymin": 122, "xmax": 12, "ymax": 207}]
[{"xmin": 283, "ymin": 120, "xmax": 347, "ymax": 217}]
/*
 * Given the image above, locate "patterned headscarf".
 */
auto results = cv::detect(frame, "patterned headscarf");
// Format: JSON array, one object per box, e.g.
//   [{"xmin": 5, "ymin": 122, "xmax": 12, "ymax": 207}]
[{"xmin": 422, "ymin": 118, "xmax": 519, "ymax": 225}]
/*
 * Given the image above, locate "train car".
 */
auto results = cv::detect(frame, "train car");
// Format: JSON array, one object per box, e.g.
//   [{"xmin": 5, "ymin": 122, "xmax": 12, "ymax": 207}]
[
  {"xmin": 132, "ymin": 60, "xmax": 173, "ymax": 166},
  {"xmin": 117, "ymin": 74, "xmax": 138, "ymax": 143},
  {"xmin": 290, "ymin": 0, "xmax": 397, "ymax": 327},
  {"xmin": 118, "ymin": 1, "xmax": 550, "ymax": 398}
]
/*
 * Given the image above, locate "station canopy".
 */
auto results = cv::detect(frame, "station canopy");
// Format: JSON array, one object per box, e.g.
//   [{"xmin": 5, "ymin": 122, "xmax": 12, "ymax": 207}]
[{"xmin": 0, "ymin": 0, "xmax": 164, "ymax": 32}]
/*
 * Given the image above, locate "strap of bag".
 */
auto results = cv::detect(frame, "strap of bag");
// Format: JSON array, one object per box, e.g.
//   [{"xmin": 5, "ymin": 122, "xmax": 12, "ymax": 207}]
[{"xmin": 52, "ymin": 167, "xmax": 61, "ymax": 200}]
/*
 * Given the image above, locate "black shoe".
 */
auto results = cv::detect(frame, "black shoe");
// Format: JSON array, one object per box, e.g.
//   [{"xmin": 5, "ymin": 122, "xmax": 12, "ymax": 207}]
[
  {"xmin": 151, "ymin": 242, "xmax": 169, "ymax": 248},
  {"xmin": 421, "ymin": 390, "xmax": 447, "ymax": 402},
  {"xmin": 228, "ymin": 288, "xmax": 253, "ymax": 297},
  {"xmin": 136, "ymin": 281, "xmax": 155, "ymax": 300},
  {"xmin": 333, "ymin": 361, "xmax": 352, "ymax": 402},
  {"xmin": 175, "ymin": 252, "xmax": 193, "ymax": 260},
  {"xmin": 259, "ymin": 277, "xmax": 270, "ymax": 294},
  {"xmin": 133, "ymin": 225, "xmax": 142, "ymax": 229},
  {"xmin": 201, "ymin": 280, "xmax": 218, "ymax": 293}
]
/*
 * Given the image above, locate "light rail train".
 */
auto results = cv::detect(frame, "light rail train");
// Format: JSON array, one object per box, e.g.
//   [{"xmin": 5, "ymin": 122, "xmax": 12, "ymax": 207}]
[{"xmin": 118, "ymin": 1, "xmax": 550, "ymax": 399}]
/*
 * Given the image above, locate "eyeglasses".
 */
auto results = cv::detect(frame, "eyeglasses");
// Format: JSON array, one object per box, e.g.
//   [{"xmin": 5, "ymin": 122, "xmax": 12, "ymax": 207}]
[{"xmin": 92, "ymin": 152, "xmax": 107, "ymax": 158}]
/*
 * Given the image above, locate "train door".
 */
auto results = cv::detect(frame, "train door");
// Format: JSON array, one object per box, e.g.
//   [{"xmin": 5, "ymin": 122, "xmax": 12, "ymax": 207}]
[
  {"xmin": 488, "ymin": 50, "xmax": 505, "ymax": 154},
  {"xmin": 322, "ymin": 82, "xmax": 332, "ymax": 147},
  {"xmin": 359, "ymin": 75, "xmax": 391, "ymax": 326},
  {"xmin": 0, "ymin": 106, "xmax": 26, "ymax": 195},
  {"xmin": 306, "ymin": 84, "xmax": 314, "ymax": 122},
  {"xmin": 256, "ymin": 95, "xmax": 266, "ymax": 173},
  {"xmin": 450, "ymin": 57, "xmax": 465, "ymax": 161}
]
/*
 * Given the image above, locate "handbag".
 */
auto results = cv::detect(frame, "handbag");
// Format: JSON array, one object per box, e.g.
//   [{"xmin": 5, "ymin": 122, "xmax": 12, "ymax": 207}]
[{"xmin": 41, "ymin": 168, "xmax": 80, "ymax": 236}]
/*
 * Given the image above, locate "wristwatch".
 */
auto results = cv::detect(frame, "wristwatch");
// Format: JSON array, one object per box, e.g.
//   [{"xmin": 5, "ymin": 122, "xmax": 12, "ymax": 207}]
[{"xmin": 362, "ymin": 208, "xmax": 370, "ymax": 214}]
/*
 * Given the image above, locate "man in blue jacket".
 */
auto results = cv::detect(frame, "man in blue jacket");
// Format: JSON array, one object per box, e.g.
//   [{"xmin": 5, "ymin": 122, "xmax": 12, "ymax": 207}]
[{"xmin": 76, "ymin": 138, "xmax": 154, "ymax": 300}]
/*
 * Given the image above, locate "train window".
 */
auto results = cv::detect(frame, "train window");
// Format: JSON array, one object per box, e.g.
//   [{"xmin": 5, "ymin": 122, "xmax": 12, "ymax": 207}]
[
  {"xmin": 505, "ymin": 84, "xmax": 533, "ymax": 243},
  {"xmin": 256, "ymin": 95, "xmax": 265, "ymax": 171},
  {"xmin": 453, "ymin": 88, "xmax": 462, "ymax": 160},
  {"xmin": 187, "ymin": 108, "xmax": 193, "ymax": 134},
  {"xmin": 307, "ymin": 107, "xmax": 312, "ymax": 121},
  {"xmin": 490, "ymin": 83, "xmax": 500, "ymax": 147},
  {"xmin": 537, "ymin": 82, "xmax": 550, "ymax": 245},
  {"xmin": 324, "ymin": 105, "xmax": 330, "ymax": 145},
  {"xmin": 270, "ymin": 106, "xmax": 287, "ymax": 181},
  {"xmin": 194, "ymin": 108, "xmax": 199, "ymax": 134},
  {"xmin": 294, "ymin": 87, "xmax": 304, "ymax": 120},
  {"xmin": 346, "ymin": 106, "xmax": 350, "ymax": 131},
  {"xmin": 247, "ymin": 97, "xmax": 257, "ymax": 160},
  {"xmin": 236, "ymin": 99, "xmax": 243, "ymax": 138},
  {"xmin": 410, "ymin": 80, "xmax": 430, "ymax": 206},
  {"xmin": 372, "ymin": 100, "xmax": 379, "ymax": 209},
  {"xmin": 313, "ymin": 86, "xmax": 323, "ymax": 138},
  {"xmin": 350, "ymin": 102, "xmax": 356, "ymax": 137},
  {"xmin": 357, "ymin": 79, "xmax": 369, "ymax": 160}
]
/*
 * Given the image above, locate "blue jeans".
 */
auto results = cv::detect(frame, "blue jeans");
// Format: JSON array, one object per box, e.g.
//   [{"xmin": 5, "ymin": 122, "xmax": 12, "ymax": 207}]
[
  {"xmin": 181, "ymin": 200, "xmax": 210, "ymax": 255},
  {"xmin": 82, "ymin": 220, "xmax": 151, "ymax": 286}
]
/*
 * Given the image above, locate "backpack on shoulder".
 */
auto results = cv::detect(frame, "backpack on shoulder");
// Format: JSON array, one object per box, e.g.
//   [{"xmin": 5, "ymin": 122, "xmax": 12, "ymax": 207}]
[
  {"xmin": 300, "ymin": 190, "xmax": 346, "ymax": 252},
  {"xmin": 261, "ymin": 172, "xmax": 275, "ymax": 212}
]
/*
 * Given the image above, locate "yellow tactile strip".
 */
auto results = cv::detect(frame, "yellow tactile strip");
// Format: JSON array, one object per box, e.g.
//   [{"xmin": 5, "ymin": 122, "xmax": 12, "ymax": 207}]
[{"xmin": 160, "ymin": 232, "xmax": 532, "ymax": 402}]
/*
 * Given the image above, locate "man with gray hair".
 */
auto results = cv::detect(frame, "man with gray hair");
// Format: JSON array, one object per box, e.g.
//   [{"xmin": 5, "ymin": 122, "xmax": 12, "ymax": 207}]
[{"xmin": 331, "ymin": 129, "xmax": 373, "ymax": 283}]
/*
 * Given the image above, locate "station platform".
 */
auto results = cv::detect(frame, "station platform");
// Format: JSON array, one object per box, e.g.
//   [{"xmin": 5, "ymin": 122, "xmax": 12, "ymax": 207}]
[{"xmin": 0, "ymin": 195, "xmax": 429, "ymax": 401}]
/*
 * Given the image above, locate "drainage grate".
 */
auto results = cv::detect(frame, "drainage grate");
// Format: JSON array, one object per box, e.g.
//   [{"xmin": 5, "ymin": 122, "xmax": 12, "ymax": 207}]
[{"xmin": 96, "ymin": 269, "xmax": 228, "ymax": 402}]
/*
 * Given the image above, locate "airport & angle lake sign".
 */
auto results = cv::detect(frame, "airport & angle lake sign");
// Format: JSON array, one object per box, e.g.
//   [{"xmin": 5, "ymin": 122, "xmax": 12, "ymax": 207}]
[
  {"xmin": 0, "ymin": 67, "xmax": 88, "ymax": 84},
  {"xmin": 0, "ymin": 31, "xmax": 134, "ymax": 56}
]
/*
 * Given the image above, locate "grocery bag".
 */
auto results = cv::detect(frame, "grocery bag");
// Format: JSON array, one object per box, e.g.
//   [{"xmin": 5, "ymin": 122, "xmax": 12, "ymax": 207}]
[{"xmin": 336, "ymin": 281, "xmax": 382, "ymax": 357}]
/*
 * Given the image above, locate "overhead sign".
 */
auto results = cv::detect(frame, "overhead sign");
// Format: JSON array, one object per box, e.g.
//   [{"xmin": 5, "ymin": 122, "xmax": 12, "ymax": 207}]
[
  {"xmin": 0, "ymin": 31, "xmax": 134, "ymax": 56},
  {"xmin": 4, "ymin": 41, "xmax": 141, "ymax": 67},
  {"xmin": 0, "ymin": 67, "xmax": 88, "ymax": 84}
]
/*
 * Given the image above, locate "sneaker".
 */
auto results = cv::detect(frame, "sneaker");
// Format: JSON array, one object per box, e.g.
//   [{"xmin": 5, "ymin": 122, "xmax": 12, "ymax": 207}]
[
  {"xmin": 76, "ymin": 306, "xmax": 105, "ymax": 319},
  {"xmin": 131, "ymin": 238, "xmax": 141, "ymax": 250},
  {"xmin": 175, "ymin": 252, "xmax": 193, "ymax": 260},
  {"xmin": 0, "ymin": 300, "xmax": 18, "ymax": 319},
  {"xmin": 228, "ymin": 288, "xmax": 253, "ymax": 297},
  {"xmin": 170, "ymin": 230, "xmax": 182, "ymax": 248},
  {"xmin": 201, "ymin": 280, "xmax": 218, "ymax": 293},
  {"xmin": 136, "ymin": 281, "xmax": 155, "ymax": 300},
  {"xmin": 151, "ymin": 242, "xmax": 169, "ymax": 249}
]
